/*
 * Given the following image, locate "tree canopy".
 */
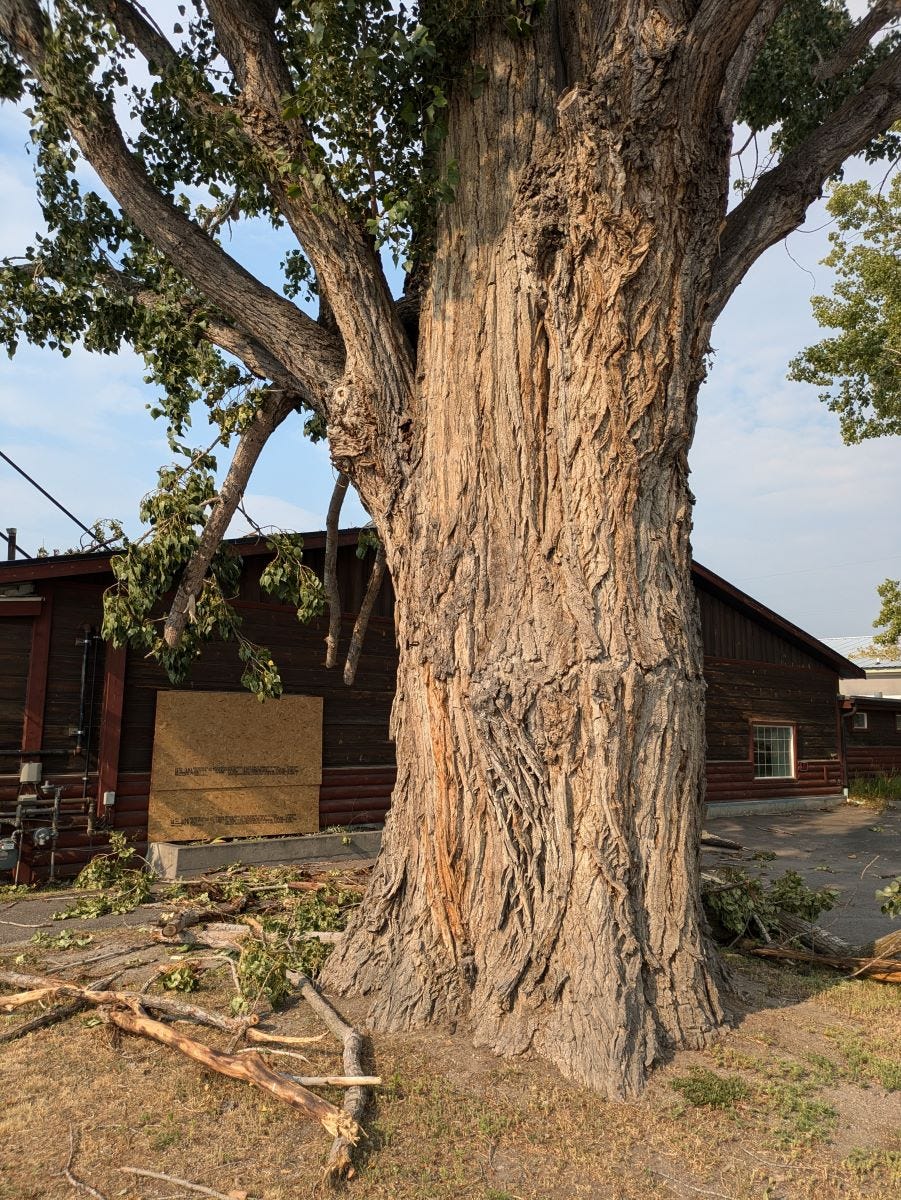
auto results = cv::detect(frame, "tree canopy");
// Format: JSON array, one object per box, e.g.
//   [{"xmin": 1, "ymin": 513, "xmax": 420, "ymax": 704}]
[
  {"xmin": 790, "ymin": 174, "xmax": 901, "ymax": 443},
  {"xmin": 0, "ymin": 1, "xmax": 899, "ymax": 688}
]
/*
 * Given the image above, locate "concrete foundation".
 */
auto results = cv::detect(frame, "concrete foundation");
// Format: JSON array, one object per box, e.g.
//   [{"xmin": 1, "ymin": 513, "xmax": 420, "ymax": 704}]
[
  {"xmin": 705, "ymin": 794, "xmax": 845, "ymax": 819},
  {"xmin": 148, "ymin": 829, "xmax": 383, "ymax": 880}
]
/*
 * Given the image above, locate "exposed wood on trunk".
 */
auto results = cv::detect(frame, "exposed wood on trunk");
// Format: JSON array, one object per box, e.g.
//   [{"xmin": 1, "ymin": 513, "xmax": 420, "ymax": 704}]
[
  {"xmin": 105, "ymin": 1007, "xmax": 358, "ymax": 1138},
  {"xmin": 324, "ymin": 473, "xmax": 350, "ymax": 667},
  {"xmin": 343, "ymin": 545, "xmax": 386, "ymax": 686}
]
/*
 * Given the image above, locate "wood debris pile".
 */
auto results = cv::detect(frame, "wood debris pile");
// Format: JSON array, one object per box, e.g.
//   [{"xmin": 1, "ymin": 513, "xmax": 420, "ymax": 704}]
[
  {"xmin": 699, "ymin": 834, "xmax": 901, "ymax": 985},
  {"xmin": 0, "ymin": 862, "xmax": 376, "ymax": 1188}
]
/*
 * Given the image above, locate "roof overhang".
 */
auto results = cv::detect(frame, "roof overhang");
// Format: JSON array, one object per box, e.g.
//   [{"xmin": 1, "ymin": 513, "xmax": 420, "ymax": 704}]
[{"xmin": 692, "ymin": 561, "xmax": 866, "ymax": 678}]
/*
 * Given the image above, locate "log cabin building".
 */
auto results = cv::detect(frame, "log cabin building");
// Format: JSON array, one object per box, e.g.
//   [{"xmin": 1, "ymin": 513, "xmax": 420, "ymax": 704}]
[
  {"xmin": 0, "ymin": 532, "xmax": 864, "ymax": 880},
  {"xmin": 841, "ymin": 694, "xmax": 901, "ymax": 783}
]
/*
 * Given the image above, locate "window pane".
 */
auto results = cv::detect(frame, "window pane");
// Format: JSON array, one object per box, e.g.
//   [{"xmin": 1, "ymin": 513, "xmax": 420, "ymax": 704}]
[
  {"xmin": 753, "ymin": 725, "xmax": 793, "ymax": 779},
  {"xmin": 852, "ymin": 712, "xmax": 867, "ymax": 730}
]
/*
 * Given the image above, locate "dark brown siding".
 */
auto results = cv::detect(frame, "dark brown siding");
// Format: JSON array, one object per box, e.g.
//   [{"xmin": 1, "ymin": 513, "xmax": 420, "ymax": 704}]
[
  {"xmin": 703, "ymin": 658, "xmax": 842, "ymax": 804},
  {"xmin": 40, "ymin": 582, "xmax": 106, "ymax": 768},
  {"xmin": 0, "ymin": 617, "xmax": 31, "ymax": 752},
  {"xmin": 698, "ymin": 587, "xmax": 825, "ymax": 668},
  {"xmin": 845, "ymin": 701, "xmax": 901, "ymax": 779}
]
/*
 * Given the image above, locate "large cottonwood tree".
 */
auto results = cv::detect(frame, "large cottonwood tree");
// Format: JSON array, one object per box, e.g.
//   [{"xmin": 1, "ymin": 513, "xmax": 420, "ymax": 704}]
[{"xmin": 2, "ymin": 1, "xmax": 900, "ymax": 1097}]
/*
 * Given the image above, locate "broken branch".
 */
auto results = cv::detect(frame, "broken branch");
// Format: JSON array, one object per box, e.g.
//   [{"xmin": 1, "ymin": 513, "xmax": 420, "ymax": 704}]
[
  {"xmin": 105, "ymin": 1007, "xmax": 358, "ymax": 1140},
  {"xmin": 343, "ymin": 543, "xmax": 386, "ymax": 686},
  {"xmin": 119, "ymin": 1166, "xmax": 244, "ymax": 1200},
  {"xmin": 324, "ymin": 472, "xmax": 350, "ymax": 667}
]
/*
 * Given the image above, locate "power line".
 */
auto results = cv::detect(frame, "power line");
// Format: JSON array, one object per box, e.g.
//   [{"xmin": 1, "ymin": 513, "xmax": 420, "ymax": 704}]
[
  {"xmin": 0, "ymin": 449, "xmax": 114, "ymax": 550},
  {"xmin": 735, "ymin": 553, "xmax": 901, "ymax": 583}
]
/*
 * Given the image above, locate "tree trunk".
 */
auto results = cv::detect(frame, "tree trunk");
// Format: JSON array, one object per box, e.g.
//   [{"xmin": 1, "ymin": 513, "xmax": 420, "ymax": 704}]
[{"xmin": 324, "ymin": 9, "xmax": 730, "ymax": 1098}]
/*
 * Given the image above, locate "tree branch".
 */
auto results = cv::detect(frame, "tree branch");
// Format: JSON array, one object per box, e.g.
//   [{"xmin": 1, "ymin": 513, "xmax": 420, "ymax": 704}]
[
  {"xmin": 343, "ymin": 544, "xmax": 386, "ymax": 686},
  {"xmin": 203, "ymin": 2, "xmax": 415, "ymax": 433},
  {"xmin": 815, "ymin": 0, "xmax": 901, "ymax": 83},
  {"xmin": 719, "ymin": 0, "xmax": 787, "ymax": 122},
  {"xmin": 708, "ymin": 43, "xmax": 901, "ymax": 324},
  {"xmin": 687, "ymin": 0, "xmax": 772, "ymax": 115},
  {"xmin": 324, "ymin": 473, "xmax": 349, "ymax": 668},
  {"xmin": 162, "ymin": 390, "xmax": 296, "ymax": 649},
  {"xmin": 0, "ymin": 0, "xmax": 343, "ymax": 414},
  {"xmin": 86, "ymin": 0, "xmax": 177, "ymax": 71}
]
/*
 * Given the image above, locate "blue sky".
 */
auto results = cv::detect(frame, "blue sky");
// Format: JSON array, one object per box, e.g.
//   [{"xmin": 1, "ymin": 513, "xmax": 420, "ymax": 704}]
[{"xmin": 0, "ymin": 4, "xmax": 898, "ymax": 639}]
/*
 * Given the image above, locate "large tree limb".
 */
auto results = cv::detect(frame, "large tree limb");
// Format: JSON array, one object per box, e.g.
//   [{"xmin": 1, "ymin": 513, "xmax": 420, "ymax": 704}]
[
  {"xmin": 324, "ymin": 473, "xmax": 349, "ymax": 668},
  {"xmin": 0, "ymin": 0, "xmax": 343, "ymax": 415},
  {"xmin": 708, "ymin": 43, "xmax": 901, "ymax": 324},
  {"xmin": 203, "ymin": 1, "xmax": 416, "ymax": 475},
  {"xmin": 719, "ymin": 0, "xmax": 787, "ymax": 122},
  {"xmin": 106, "ymin": 1007, "xmax": 358, "ymax": 1139},
  {"xmin": 815, "ymin": 1, "xmax": 901, "ymax": 83},
  {"xmin": 163, "ymin": 389, "xmax": 297, "ymax": 648},
  {"xmin": 687, "ymin": 0, "xmax": 773, "ymax": 116}
]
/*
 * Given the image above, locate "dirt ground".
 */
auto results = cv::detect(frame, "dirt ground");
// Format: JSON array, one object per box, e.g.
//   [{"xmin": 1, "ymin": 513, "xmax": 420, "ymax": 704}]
[{"xmin": 0, "ymin": 927, "xmax": 899, "ymax": 1200}]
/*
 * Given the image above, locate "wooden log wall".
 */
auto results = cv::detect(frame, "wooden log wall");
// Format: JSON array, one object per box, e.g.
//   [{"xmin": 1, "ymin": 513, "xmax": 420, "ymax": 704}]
[
  {"xmin": 698, "ymin": 584, "xmax": 845, "ymax": 805},
  {"xmin": 845, "ymin": 702, "xmax": 901, "ymax": 780}
]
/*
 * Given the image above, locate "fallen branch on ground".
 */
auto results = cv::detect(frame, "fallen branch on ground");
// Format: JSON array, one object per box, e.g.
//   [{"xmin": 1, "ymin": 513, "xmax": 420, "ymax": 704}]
[
  {"xmin": 63, "ymin": 1127, "xmax": 108, "ymax": 1200},
  {"xmin": 0, "ymin": 976, "xmax": 116, "ymax": 1044},
  {"xmin": 288, "ymin": 971, "xmax": 371, "ymax": 1184},
  {"xmin": 0, "ymin": 969, "xmax": 259, "ymax": 1032},
  {"xmin": 105, "ymin": 1007, "xmax": 357, "ymax": 1139},
  {"xmin": 245, "ymin": 1026, "xmax": 327, "ymax": 1047},
  {"xmin": 120, "ymin": 1165, "xmax": 247, "ymax": 1200},
  {"xmin": 749, "ymin": 945, "xmax": 901, "ymax": 983}
]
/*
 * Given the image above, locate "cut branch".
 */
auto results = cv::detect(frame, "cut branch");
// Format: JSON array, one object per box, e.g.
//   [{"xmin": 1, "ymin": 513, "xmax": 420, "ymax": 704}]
[
  {"xmin": 815, "ymin": 1, "xmax": 901, "ymax": 82},
  {"xmin": 343, "ymin": 545, "xmax": 386, "ymax": 686},
  {"xmin": 324, "ymin": 473, "xmax": 350, "ymax": 667},
  {"xmin": 162, "ymin": 390, "xmax": 296, "ymax": 649},
  {"xmin": 709, "ymin": 43, "xmax": 901, "ymax": 323}
]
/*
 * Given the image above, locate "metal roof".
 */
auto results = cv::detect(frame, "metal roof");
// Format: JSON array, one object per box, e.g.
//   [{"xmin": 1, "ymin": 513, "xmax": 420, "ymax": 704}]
[{"xmin": 820, "ymin": 636, "xmax": 901, "ymax": 670}]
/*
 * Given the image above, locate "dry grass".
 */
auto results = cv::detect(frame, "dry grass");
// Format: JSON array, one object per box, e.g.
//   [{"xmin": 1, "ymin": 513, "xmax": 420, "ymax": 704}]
[{"xmin": 0, "ymin": 936, "xmax": 899, "ymax": 1200}]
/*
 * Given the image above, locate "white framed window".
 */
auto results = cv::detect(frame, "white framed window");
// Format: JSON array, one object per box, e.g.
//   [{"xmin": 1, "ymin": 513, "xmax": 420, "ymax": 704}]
[
  {"xmin": 895, "ymin": 713, "xmax": 901, "ymax": 733},
  {"xmin": 752, "ymin": 724, "xmax": 795, "ymax": 779},
  {"xmin": 852, "ymin": 712, "xmax": 868, "ymax": 731}
]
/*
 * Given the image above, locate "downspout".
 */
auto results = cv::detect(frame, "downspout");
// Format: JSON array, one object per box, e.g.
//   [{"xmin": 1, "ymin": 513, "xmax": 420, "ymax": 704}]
[{"xmin": 75, "ymin": 626, "xmax": 101, "ymax": 834}]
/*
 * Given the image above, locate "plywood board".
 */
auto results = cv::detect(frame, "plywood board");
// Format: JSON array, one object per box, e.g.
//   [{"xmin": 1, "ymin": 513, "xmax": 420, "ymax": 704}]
[
  {"xmin": 148, "ymin": 691, "xmax": 323, "ymax": 842},
  {"xmin": 147, "ymin": 784, "xmax": 320, "ymax": 843}
]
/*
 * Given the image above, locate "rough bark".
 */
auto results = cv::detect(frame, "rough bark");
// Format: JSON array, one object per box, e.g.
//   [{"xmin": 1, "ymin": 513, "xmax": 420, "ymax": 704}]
[
  {"xmin": 324, "ymin": 473, "xmax": 350, "ymax": 668},
  {"xmin": 325, "ymin": 9, "xmax": 729, "ymax": 1099}
]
